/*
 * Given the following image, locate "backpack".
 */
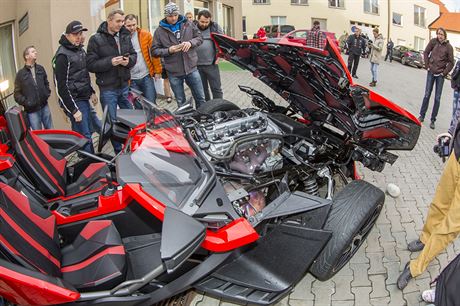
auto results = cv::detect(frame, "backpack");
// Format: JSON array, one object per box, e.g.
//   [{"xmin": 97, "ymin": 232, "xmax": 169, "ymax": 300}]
[{"xmin": 433, "ymin": 252, "xmax": 460, "ymax": 306}]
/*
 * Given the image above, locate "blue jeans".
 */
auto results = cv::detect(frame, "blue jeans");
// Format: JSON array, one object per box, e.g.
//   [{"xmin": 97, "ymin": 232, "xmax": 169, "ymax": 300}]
[
  {"xmin": 68, "ymin": 100, "xmax": 95, "ymax": 153},
  {"xmin": 130, "ymin": 75, "xmax": 157, "ymax": 108},
  {"xmin": 100, "ymin": 86, "xmax": 132, "ymax": 153},
  {"xmin": 27, "ymin": 104, "xmax": 53, "ymax": 130},
  {"xmin": 420, "ymin": 71, "xmax": 445, "ymax": 122},
  {"xmin": 370, "ymin": 63, "xmax": 378, "ymax": 82},
  {"xmin": 168, "ymin": 70, "xmax": 206, "ymax": 108},
  {"xmin": 89, "ymin": 105, "xmax": 102, "ymax": 135}
]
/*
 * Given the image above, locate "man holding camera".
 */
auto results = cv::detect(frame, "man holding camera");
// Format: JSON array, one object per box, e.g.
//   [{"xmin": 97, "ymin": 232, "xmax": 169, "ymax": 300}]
[
  {"xmin": 87, "ymin": 9, "xmax": 136, "ymax": 153},
  {"xmin": 398, "ymin": 102, "xmax": 460, "ymax": 290}
]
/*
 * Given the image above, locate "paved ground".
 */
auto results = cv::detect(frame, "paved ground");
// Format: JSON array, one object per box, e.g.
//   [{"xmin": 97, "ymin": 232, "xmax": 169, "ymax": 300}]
[{"xmin": 159, "ymin": 55, "xmax": 458, "ymax": 306}]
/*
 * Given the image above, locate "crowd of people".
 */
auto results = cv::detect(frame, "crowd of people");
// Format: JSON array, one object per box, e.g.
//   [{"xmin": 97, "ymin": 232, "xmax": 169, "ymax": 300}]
[{"xmin": 13, "ymin": 2, "xmax": 224, "ymax": 153}]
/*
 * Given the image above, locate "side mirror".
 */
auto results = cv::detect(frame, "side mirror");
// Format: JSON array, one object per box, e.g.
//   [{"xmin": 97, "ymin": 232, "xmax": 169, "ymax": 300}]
[{"xmin": 160, "ymin": 207, "xmax": 206, "ymax": 273}]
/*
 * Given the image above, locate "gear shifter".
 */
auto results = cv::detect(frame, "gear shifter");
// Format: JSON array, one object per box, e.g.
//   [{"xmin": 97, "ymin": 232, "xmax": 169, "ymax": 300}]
[{"xmin": 103, "ymin": 172, "xmax": 116, "ymax": 196}]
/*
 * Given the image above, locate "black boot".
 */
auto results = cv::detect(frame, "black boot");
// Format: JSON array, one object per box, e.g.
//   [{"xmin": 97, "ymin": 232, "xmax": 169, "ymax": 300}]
[
  {"xmin": 407, "ymin": 239, "xmax": 425, "ymax": 252},
  {"xmin": 397, "ymin": 262, "xmax": 413, "ymax": 290},
  {"xmin": 430, "ymin": 121, "xmax": 435, "ymax": 129}
]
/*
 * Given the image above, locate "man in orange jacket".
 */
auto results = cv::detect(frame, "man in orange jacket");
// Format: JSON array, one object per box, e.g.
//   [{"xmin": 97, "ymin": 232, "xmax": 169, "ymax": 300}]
[{"xmin": 125, "ymin": 14, "xmax": 162, "ymax": 106}]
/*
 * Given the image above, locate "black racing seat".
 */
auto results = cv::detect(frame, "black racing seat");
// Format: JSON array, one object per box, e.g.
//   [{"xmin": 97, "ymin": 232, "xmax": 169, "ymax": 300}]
[
  {"xmin": 5, "ymin": 107, "xmax": 109, "ymax": 199},
  {"xmin": 0, "ymin": 183, "xmax": 126, "ymax": 291}
]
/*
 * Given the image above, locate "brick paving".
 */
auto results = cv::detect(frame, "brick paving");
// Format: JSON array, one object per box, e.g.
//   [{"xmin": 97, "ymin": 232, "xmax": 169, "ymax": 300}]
[{"xmin": 167, "ymin": 55, "xmax": 458, "ymax": 306}]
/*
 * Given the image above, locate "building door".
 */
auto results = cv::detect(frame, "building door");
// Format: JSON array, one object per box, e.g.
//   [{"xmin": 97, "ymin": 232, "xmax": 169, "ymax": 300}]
[{"xmin": 0, "ymin": 23, "xmax": 17, "ymax": 107}]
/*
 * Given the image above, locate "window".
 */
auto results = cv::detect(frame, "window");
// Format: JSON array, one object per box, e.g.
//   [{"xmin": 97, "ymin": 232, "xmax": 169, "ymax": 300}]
[
  {"xmin": 242, "ymin": 16, "xmax": 246, "ymax": 33},
  {"xmin": 291, "ymin": 0, "xmax": 308, "ymax": 5},
  {"xmin": 364, "ymin": 0, "xmax": 378, "ymax": 14},
  {"xmin": 312, "ymin": 18, "xmax": 327, "ymax": 30},
  {"xmin": 0, "ymin": 23, "xmax": 17, "ymax": 108},
  {"xmin": 393, "ymin": 12, "xmax": 402, "ymax": 26},
  {"xmin": 253, "ymin": 0, "xmax": 269, "ymax": 4},
  {"xmin": 271, "ymin": 16, "xmax": 286, "ymax": 25},
  {"xmin": 414, "ymin": 5, "xmax": 426, "ymax": 27},
  {"xmin": 414, "ymin": 36, "xmax": 425, "ymax": 51},
  {"xmin": 329, "ymin": 0, "xmax": 344, "ymax": 8}
]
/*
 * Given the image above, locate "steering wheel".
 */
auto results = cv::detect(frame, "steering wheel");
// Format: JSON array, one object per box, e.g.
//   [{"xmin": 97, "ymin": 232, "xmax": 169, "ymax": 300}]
[{"xmin": 97, "ymin": 105, "xmax": 113, "ymax": 153}]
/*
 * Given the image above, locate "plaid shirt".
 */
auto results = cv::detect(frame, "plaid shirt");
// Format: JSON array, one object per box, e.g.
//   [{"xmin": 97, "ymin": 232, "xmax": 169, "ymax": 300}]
[{"xmin": 305, "ymin": 30, "xmax": 327, "ymax": 49}]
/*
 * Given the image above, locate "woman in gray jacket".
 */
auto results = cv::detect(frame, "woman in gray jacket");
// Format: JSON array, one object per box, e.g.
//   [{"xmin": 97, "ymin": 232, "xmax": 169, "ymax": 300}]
[{"xmin": 369, "ymin": 27, "xmax": 384, "ymax": 87}]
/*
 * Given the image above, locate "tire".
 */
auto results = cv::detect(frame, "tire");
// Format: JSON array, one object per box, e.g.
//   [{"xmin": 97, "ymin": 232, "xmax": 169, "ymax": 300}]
[
  {"xmin": 197, "ymin": 99, "xmax": 240, "ymax": 114},
  {"xmin": 401, "ymin": 57, "xmax": 407, "ymax": 65},
  {"xmin": 309, "ymin": 180, "xmax": 384, "ymax": 281}
]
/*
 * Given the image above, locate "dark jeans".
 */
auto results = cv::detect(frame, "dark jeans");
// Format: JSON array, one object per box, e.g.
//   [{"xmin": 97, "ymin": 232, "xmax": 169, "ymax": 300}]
[
  {"xmin": 347, "ymin": 54, "xmax": 360, "ymax": 76},
  {"xmin": 68, "ymin": 100, "xmax": 96, "ymax": 153},
  {"xmin": 168, "ymin": 70, "xmax": 206, "ymax": 108},
  {"xmin": 384, "ymin": 49, "xmax": 393, "ymax": 62},
  {"xmin": 27, "ymin": 104, "xmax": 53, "ymax": 130},
  {"xmin": 420, "ymin": 71, "xmax": 445, "ymax": 122},
  {"xmin": 130, "ymin": 75, "xmax": 157, "ymax": 108},
  {"xmin": 198, "ymin": 64, "xmax": 223, "ymax": 101},
  {"xmin": 100, "ymin": 86, "xmax": 132, "ymax": 153}
]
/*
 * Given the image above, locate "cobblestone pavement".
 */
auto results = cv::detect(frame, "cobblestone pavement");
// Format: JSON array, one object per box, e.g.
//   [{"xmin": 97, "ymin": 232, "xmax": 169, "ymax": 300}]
[{"xmin": 157, "ymin": 55, "xmax": 457, "ymax": 306}]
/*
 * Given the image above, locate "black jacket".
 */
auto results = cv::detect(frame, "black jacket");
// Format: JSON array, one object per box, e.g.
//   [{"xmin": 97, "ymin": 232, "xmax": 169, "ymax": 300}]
[
  {"xmin": 86, "ymin": 22, "xmax": 136, "ymax": 91},
  {"xmin": 451, "ymin": 60, "xmax": 460, "ymax": 90},
  {"xmin": 346, "ymin": 34, "xmax": 366, "ymax": 56},
  {"xmin": 54, "ymin": 35, "xmax": 94, "ymax": 115},
  {"xmin": 14, "ymin": 64, "xmax": 51, "ymax": 113}
]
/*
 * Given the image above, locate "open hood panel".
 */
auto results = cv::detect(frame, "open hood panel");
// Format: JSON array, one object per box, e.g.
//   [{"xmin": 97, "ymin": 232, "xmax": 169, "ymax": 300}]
[{"xmin": 212, "ymin": 34, "xmax": 420, "ymax": 160}]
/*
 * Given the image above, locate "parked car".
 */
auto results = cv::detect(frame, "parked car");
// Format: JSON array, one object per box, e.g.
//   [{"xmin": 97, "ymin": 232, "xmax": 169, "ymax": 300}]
[
  {"xmin": 256, "ymin": 24, "xmax": 295, "ymax": 38},
  {"xmin": 392, "ymin": 45, "xmax": 424, "ymax": 68},
  {"xmin": 279, "ymin": 29, "xmax": 340, "ymax": 50}
]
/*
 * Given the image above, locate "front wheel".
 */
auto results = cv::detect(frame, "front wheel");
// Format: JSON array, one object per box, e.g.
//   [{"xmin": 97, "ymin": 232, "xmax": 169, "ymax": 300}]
[
  {"xmin": 401, "ymin": 57, "xmax": 407, "ymax": 65},
  {"xmin": 309, "ymin": 180, "xmax": 384, "ymax": 281}
]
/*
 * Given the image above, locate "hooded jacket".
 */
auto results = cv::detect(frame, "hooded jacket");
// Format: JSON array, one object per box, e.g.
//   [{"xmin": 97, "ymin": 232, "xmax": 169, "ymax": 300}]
[
  {"xmin": 369, "ymin": 34, "xmax": 384, "ymax": 64},
  {"xmin": 424, "ymin": 38, "xmax": 454, "ymax": 76},
  {"xmin": 152, "ymin": 15, "xmax": 203, "ymax": 77},
  {"xmin": 53, "ymin": 35, "xmax": 93, "ymax": 115},
  {"xmin": 14, "ymin": 63, "xmax": 51, "ymax": 113},
  {"xmin": 86, "ymin": 22, "xmax": 137, "ymax": 91}
]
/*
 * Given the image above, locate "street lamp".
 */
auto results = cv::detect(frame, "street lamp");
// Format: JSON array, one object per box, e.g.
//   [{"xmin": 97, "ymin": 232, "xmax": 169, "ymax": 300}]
[{"xmin": 0, "ymin": 80, "xmax": 10, "ymax": 114}]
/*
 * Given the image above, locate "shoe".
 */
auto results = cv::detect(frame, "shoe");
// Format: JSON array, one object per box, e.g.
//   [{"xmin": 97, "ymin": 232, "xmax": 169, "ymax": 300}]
[
  {"xmin": 430, "ymin": 121, "xmax": 435, "ymax": 129},
  {"xmin": 407, "ymin": 239, "xmax": 425, "ymax": 252},
  {"xmin": 422, "ymin": 289, "xmax": 435, "ymax": 303},
  {"xmin": 369, "ymin": 81, "xmax": 376, "ymax": 87},
  {"xmin": 352, "ymin": 75, "xmax": 359, "ymax": 79},
  {"xmin": 166, "ymin": 97, "xmax": 172, "ymax": 103},
  {"xmin": 397, "ymin": 262, "xmax": 413, "ymax": 290},
  {"xmin": 418, "ymin": 116, "xmax": 424, "ymax": 123}
]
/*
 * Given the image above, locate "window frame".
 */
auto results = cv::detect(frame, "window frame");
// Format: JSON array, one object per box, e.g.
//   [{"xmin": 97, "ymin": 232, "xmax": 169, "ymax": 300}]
[
  {"xmin": 392, "ymin": 12, "xmax": 403, "ymax": 26},
  {"xmin": 290, "ymin": 0, "xmax": 308, "ymax": 5},
  {"xmin": 329, "ymin": 0, "xmax": 345, "ymax": 9},
  {"xmin": 364, "ymin": 0, "xmax": 379, "ymax": 15},
  {"xmin": 253, "ymin": 0, "xmax": 270, "ymax": 4},
  {"xmin": 414, "ymin": 5, "xmax": 426, "ymax": 28}
]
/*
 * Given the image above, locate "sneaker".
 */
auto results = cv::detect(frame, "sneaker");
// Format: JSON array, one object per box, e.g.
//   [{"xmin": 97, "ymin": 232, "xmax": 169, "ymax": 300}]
[
  {"xmin": 352, "ymin": 74, "xmax": 359, "ymax": 79},
  {"xmin": 369, "ymin": 81, "xmax": 376, "ymax": 87},
  {"xmin": 418, "ymin": 116, "xmax": 424, "ymax": 123},
  {"xmin": 422, "ymin": 289, "xmax": 435, "ymax": 303},
  {"xmin": 430, "ymin": 121, "xmax": 435, "ymax": 129},
  {"xmin": 407, "ymin": 239, "xmax": 425, "ymax": 252},
  {"xmin": 397, "ymin": 262, "xmax": 413, "ymax": 290}
]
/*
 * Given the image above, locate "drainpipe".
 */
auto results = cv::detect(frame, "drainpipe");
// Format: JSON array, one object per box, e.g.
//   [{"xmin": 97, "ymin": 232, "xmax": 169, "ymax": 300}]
[{"xmin": 387, "ymin": 0, "xmax": 391, "ymax": 40}]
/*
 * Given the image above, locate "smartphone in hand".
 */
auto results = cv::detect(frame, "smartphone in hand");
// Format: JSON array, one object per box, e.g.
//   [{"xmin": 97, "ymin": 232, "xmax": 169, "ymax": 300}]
[{"xmin": 122, "ymin": 53, "xmax": 129, "ymax": 60}]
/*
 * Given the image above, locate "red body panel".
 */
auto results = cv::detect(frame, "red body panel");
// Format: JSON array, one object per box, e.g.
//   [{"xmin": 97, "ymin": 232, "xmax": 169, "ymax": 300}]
[{"xmin": 0, "ymin": 266, "xmax": 80, "ymax": 305}]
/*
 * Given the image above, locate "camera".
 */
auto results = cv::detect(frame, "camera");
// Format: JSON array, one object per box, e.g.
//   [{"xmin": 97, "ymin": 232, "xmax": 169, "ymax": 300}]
[{"xmin": 433, "ymin": 136, "xmax": 451, "ymax": 162}]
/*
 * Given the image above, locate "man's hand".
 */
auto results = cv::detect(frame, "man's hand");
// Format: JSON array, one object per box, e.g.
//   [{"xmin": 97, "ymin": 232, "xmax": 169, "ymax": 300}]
[
  {"xmin": 111, "ymin": 56, "xmax": 123, "ymax": 66},
  {"xmin": 154, "ymin": 73, "xmax": 161, "ymax": 80},
  {"xmin": 120, "ymin": 57, "xmax": 130, "ymax": 66},
  {"xmin": 90, "ymin": 93, "xmax": 98, "ymax": 106},
  {"xmin": 181, "ymin": 41, "xmax": 192, "ymax": 52},
  {"xmin": 73, "ymin": 110, "xmax": 83, "ymax": 123},
  {"xmin": 168, "ymin": 44, "xmax": 183, "ymax": 54},
  {"xmin": 437, "ymin": 132, "xmax": 452, "ymax": 141}
]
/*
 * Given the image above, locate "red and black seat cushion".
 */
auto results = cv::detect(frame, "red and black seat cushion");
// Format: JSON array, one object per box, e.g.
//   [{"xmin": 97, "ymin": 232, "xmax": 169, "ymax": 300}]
[
  {"xmin": 5, "ymin": 107, "xmax": 110, "ymax": 198},
  {"xmin": 61, "ymin": 220, "xmax": 126, "ymax": 291},
  {"xmin": 0, "ymin": 183, "xmax": 126, "ymax": 291}
]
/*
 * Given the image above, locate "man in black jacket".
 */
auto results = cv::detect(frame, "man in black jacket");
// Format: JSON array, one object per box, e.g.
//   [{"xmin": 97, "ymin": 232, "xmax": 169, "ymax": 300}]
[
  {"xmin": 14, "ymin": 46, "xmax": 53, "ymax": 130},
  {"xmin": 87, "ymin": 9, "xmax": 136, "ymax": 152},
  {"xmin": 346, "ymin": 28, "xmax": 365, "ymax": 78},
  {"xmin": 54, "ymin": 21, "xmax": 101, "ymax": 153}
]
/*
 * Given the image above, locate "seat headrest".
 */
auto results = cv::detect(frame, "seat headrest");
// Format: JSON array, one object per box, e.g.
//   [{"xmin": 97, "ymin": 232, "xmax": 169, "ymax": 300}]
[{"xmin": 5, "ymin": 107, "xmax": 28, "ymax": 142}]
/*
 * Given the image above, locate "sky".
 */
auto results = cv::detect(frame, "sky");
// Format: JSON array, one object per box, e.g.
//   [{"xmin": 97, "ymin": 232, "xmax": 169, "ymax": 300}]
[{"xmin": 443, "ymin": 0, "xmax": 460, "ymax": 12}]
